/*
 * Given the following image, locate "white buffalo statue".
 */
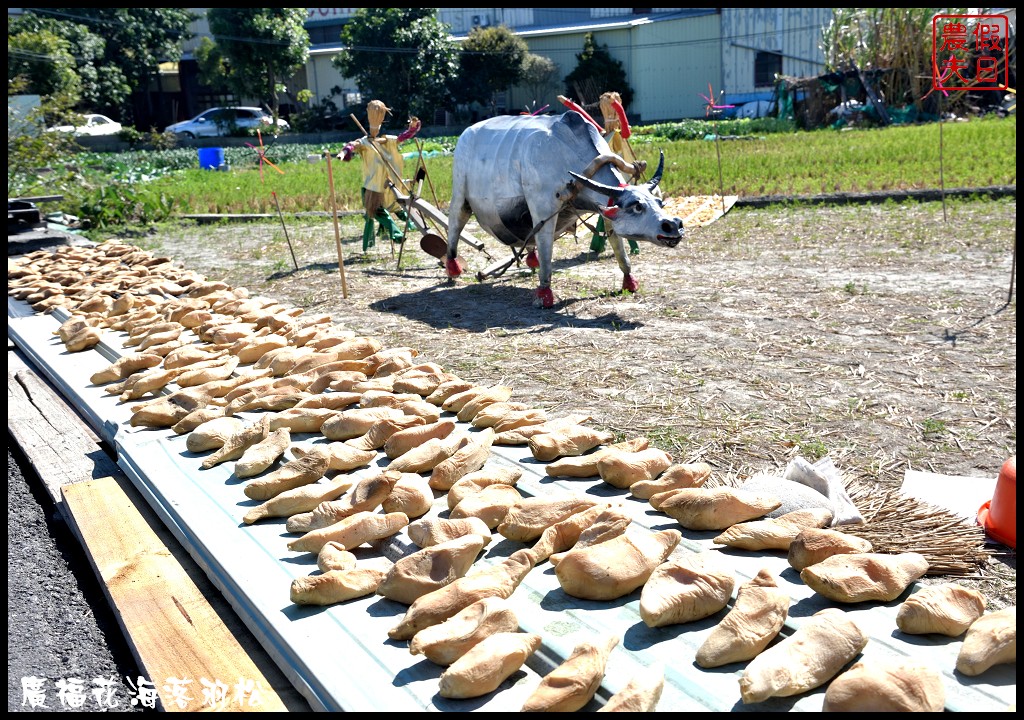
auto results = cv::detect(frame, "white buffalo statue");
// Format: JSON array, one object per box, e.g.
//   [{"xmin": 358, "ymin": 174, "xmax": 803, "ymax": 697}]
[{"xmin": 445, "ymin": 111, "xmax": 684, "ymax": 308}]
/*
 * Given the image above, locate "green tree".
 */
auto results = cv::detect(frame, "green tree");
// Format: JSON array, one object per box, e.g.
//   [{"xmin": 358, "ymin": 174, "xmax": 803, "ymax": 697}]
[
  {"xmin": 57, "ymin": 9, "xmax": 193, "ymax": 97},
  {"xmin": 455, "ymin": 25, "xmax": 529, "ymax": 115},
  {"xmin": 206, "ymin": 8, "xmax": 310, "ymax": 123},
  {"xmin": 563, "ymin": 33, "xmax": 634, "ymax": 109},
  {"xmin": 7, "ymin": 27, "xmax": 82, "ymax": 103},
  {"xmin": 194, "ymin": 36, "xmax": 232, "ymax": 95},
  {"xmin": 8, "ymin": 14, "xmax": 122, "ymax": 119},
  {"xmin": 520, "ymin": 54, "xmax": 560, "ymax": 110},
  {"xmin": 7, "ymin": 78, "xmax": 82, "ymax": 199},
  {"xmin": 11, "ymin": 9, "xmax": 193, "ymax": 122},
  {"xmin": 333, "ymin": 8, "xmax": 460, "ymax": 125}
]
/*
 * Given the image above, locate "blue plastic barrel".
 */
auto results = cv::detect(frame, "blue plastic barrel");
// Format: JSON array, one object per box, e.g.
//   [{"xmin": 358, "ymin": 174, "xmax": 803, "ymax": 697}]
[{"xmin": 197, "ymin": 147, "xmax": 225, "ymax": 170}]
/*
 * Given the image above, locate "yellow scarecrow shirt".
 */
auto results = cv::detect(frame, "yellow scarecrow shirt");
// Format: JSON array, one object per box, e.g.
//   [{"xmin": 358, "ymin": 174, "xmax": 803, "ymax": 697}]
[{"xmin": 350, "ymin": 135, "xmax": 404, "ymax": 209}]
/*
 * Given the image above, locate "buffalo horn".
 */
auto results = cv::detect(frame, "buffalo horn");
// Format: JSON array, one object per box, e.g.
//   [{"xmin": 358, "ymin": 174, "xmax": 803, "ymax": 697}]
[
  {"xmin": 568, "ymin": 172, "xmax": 624, "ymax": 200},
  {"xmin": 646, "ymin": 151, "xmax": 665, "ymax": 191}
]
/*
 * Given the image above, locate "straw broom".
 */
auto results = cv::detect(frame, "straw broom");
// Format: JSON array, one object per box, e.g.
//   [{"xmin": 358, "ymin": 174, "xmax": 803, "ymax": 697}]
[{"xmin": 705, "ymin": 471, "xmax": 993, "ymax": 576}]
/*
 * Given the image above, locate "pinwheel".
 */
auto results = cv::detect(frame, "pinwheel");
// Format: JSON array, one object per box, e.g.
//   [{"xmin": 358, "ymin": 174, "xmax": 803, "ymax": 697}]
[
  {"xmin": 245, "ymin": 129, "xmax": 286, "ymax": 181},
  {"xmin": 700, "ymin": 82, "xmax": 735, "ymax": 118},
  {"xmin": 699, "ymin": 83, "xmax": 733, "ymax": 212},
  {"xmin": 246, "ymin": 130, "xmax": 297, "ymax": 270}
]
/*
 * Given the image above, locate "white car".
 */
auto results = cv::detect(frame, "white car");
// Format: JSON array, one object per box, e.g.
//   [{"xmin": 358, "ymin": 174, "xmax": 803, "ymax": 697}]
[
  {"xmin": 164, "ymin": 106, "xmax": 290, "ymax": 138},
  {"xmin": 48, "ymin": 113, "xmax": 123, "ymax": 137}
]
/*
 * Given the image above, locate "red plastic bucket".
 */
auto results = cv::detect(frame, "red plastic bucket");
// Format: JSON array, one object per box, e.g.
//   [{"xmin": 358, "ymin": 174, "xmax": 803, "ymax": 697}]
[{"xmin": 978, "ymin": 455, "xmax": 1016, "ymax": 548}]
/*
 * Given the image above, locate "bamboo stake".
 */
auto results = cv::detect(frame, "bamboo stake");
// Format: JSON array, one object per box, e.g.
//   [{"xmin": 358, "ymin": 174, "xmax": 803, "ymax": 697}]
[
  {"xmin": 1009, "ymin": 240, "xmax": 1016, "ymax": 303},
  {"xmin": 414, "ymin": 137, "xmax": 442, "ymax": 209},
  {"xmin": 939, "ymin": 93, "xmax": 947, "ymax": 223},
  {"xmin": 324, "ymin": 151, "xmax": 348, "ymax": 298},
  {"xmin": 271, "ymin": 191, "xmax": 298, "ymax": 271},
  {"xmin": 714, "ymin": 122, "xmax": 726, "ymax": 214}
]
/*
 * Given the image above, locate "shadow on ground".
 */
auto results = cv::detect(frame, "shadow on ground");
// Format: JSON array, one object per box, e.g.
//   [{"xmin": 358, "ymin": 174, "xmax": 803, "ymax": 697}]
[{"xmin": 367, "ymin": 277, "xmax": 642, "ymax": 334}]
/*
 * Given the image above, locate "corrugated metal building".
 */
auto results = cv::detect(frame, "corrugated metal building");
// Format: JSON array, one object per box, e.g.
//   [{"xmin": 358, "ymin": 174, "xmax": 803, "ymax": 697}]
[
  {"xmin": 504, "ymin": 10, "xmax": 723, "ymax": 122},
  {"xmin": 133, "ymin": 8, "xmax": 836, "ymax": 127},
  {"xmin": 720, "ymin": 8, "xmax": 833, "ymax": 107},
  {"xmin": 298, "ymin": 8, "xmax": 833, "ymax": 124}
]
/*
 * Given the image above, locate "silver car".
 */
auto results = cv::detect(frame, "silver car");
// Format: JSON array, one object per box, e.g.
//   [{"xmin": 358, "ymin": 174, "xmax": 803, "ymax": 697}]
[{"xmin": 165, "ymin": 106, "xmax": 289, "ymax": 138}]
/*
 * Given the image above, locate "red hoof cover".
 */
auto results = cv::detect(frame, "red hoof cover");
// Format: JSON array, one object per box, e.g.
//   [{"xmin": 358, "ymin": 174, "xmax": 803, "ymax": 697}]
[
  {"xmin": 623, "ymin": 274, "xmax": 640, "ymax": 293},
  {"xmin": 536, "ymin": 287, "xmax": 555, "ymax": 308},
  {"xmin": 446, "ymin": 257, "xmax": 464, "ymax": 278},
  {"xmin": 526, "ymin": 250, "xmax": 539, "ymax": 269}
]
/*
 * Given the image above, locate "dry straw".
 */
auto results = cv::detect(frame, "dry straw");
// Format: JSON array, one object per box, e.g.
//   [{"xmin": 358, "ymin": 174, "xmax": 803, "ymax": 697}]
[{"xmin": 705, "ymin": 471, "xmax": 992, "ymax": 576}]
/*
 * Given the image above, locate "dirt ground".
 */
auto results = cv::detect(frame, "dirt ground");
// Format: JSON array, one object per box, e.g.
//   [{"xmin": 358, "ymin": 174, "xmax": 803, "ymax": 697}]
[{"xmin": 115, "ymin": 196, "xmax": 1016, "ymax": 607}]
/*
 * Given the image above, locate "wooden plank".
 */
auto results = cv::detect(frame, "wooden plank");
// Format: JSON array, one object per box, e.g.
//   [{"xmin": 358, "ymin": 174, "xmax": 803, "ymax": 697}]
[
  {"xmin": 7, "ymin": 364, "xmax": 118, "ymax": 504},
  {"xmin": 61, "ymin": 475, "xmax": 309, "ymax": 713},
  {"xmin": 855, "ymin": 62, "xmax": 891, "ymax": 126},
  {"xmin": 392, "ymin": 185, "xmax": 490, "ymax": 254},
  {"xmin": 10, "ymin": 347, "xmax": 101, "ymax": 442},
  {"xmin": 7, "ymin": 340, "xmax": 310, "ymax": 712}
]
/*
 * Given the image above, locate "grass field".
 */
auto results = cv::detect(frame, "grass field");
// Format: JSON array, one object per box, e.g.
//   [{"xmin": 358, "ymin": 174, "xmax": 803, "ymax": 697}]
[{"xmin": 68, "ymin": 114, "xmax": 1016, "ymax": 221}]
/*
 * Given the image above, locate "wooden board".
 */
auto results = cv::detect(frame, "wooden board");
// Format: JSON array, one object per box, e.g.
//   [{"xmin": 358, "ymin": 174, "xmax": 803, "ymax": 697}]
[
  {"xmin": 7, "ymin": 360, "xmax": 120, "ymax": 503},
  {"xmin": 391, "ymin": 186, "xmax": 491, "ymax": 255},
  {"xmin": 61, "ymin": 475, "xmax": 307, "ymax": 713},
  {"xmin": 8, "ymin": 320, "xmax": 310, "ymax": 713}
]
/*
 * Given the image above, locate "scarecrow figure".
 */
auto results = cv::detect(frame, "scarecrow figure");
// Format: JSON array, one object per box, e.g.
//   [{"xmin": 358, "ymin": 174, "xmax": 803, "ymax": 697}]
[
  {"xmin": 342, "ymin": 100, "xmax": 421, "ymax": 251},
  {"xmin": 590, "ymin": 91, "xmax": 641, "ymax": 256}
]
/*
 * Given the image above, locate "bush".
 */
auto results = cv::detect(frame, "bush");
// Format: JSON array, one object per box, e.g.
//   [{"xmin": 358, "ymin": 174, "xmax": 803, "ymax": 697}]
[
  {"xmin": 115, "ymin": 127, "xmax": 179, "ymax": 151},
  {"xmin": 289, "ymin": 98, "xmax": 346, "ymax": 133},
  {"xmin": 75, "ymin": 182, "xmax": 176, "ymax": 231},
  {"xmin": 635, "ymin": 117, "xmax": 797, "ymax": 141},
  {"xmin": 7, "ymin": 87, "xmax": 83, "ymax": 199}
]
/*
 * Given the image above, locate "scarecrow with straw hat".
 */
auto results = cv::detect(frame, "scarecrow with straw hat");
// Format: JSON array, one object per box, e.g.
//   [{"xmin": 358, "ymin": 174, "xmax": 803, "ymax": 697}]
[
  {"xmin": 341, "ymin": 99, "xmax": 421, "ymax": 251},
  {"xmin": 590, "ymin": 91, "xmax": 641, "ymax": 256}
]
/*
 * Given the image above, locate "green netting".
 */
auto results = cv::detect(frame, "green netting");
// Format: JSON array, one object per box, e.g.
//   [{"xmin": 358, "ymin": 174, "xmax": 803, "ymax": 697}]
[{"xmin": 777, "ymin": 84, "xmax": 794, "ymax": 121}]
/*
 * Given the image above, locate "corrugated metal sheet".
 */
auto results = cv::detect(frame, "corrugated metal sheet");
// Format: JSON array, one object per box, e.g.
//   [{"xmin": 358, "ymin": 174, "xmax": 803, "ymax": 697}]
[
  {"xmin": 512, "ymin": 29, "xmax": 635, "ymax": 112},
  {"xmin": 509, "ymin": 9, "xmax": 833, "ymax": 121},
  {"xmin": 512, "ymin": 14, "xmax": 721, "ymax": 123},
  {"xmin": 508, "ymin": 33, "xmax": 595, "ymax": 114},
  {"xmin": 9, "ymin": 298, "xmax": 1017, "ymax": 713},
  {"xmin": 721, "ymin": 8, "xmax": 831, "ymax": 104},
  {"xmin": 441, "ymin": 9, "xmax": 690, "ymax": 36},
  {"xmin": 303, "ymin": 55, "xmax": 348, "ymax": 113},
  {"xmin": 631, "ymin": 14, "xmax": 722, "ymax": 122}
]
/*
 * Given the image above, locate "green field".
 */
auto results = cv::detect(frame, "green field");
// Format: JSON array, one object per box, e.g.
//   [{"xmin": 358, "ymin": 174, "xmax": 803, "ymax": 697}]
[{"xmin": 44, "ymin": 114, "xmax": 1021, "ymax": 226}]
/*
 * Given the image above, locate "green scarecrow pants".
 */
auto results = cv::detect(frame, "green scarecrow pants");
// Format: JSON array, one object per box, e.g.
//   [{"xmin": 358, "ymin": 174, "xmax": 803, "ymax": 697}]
[
  {"xmin": 590, "ymin": 216, "xmax": 640, "ymax": 255},
  {"xmin": 360, "ymin": 189, "xmax": 411, "ymax": 251}
]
